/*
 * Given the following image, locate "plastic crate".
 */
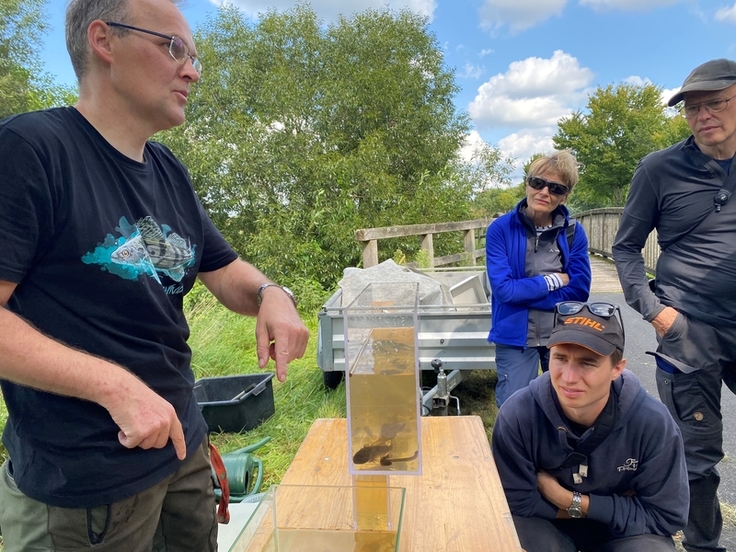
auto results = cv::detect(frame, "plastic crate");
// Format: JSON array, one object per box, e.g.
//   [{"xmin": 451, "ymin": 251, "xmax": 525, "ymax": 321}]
[{"xmin": 193, "ymin": 373, "xmax": 275, "ymax": 433}]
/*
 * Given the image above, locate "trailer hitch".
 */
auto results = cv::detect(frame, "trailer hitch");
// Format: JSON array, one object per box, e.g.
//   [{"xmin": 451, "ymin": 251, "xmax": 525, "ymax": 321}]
[{"xmin": 428, "ymin": 359, "xmax": 460, "ymax": 416}]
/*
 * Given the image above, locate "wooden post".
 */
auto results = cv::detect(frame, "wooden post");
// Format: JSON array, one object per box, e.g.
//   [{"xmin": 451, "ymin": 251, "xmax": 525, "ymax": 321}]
[
  {"xmin": 464, "ymin": 229, "xmax": 476, "ymax": 266},
  {"xmin": 362, "ymin": 240, "xmax": 378, "ymax": 268},
  {"xmin": 420, "ymin": 234, "xmax": 434, "ymax": 267}
]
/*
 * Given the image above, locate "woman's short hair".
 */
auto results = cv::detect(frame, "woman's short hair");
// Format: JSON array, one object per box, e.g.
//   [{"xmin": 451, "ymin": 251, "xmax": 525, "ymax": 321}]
[{"xmin": 527, "ymin": 149, "xmax": 580, "ymax": 192}]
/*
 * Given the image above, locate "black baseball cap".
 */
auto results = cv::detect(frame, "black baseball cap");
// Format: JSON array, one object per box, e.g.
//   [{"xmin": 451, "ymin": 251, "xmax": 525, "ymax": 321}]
[
  {"xmin": 547, "ymin": 304, "xmax": 624, "ymax": 356},
  {"xmin": 668, "ymin": 58, "xmax": 736, "ymax": 107}
]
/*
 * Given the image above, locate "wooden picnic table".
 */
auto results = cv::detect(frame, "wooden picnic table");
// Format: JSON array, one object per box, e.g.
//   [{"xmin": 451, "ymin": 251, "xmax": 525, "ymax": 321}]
[{"xmin": 276, "ymin": 415, "xmax": 522, "ymax": 552}]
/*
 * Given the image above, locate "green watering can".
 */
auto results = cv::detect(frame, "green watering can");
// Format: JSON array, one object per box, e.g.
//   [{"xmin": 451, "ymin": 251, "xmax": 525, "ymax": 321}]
[{"xmin": 214, "ymin": 437, "xmax": 270, "ymax": 503}]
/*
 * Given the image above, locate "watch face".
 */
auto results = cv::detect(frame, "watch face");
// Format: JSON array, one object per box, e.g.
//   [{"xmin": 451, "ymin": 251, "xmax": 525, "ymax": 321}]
[
  {"xmin": 567, "ymin": 492, "xmax": 583, "ymax": 518},
  {"xmin": 567, "ymin": 506, "xmax": 583, "ymax": 519}
]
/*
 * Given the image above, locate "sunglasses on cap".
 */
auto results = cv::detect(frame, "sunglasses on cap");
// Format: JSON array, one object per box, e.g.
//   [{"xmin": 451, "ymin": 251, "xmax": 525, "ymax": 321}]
[
  {"xmin": 556, "ymin": 301, "xmax": 618, "ymax": 317},
  {"xmin": 555, "ymin": 301, "xmax": 625, "ymax": 343},
  {"xmin": 527, "ymin": 176, "xmax": 570, "ymax": 197}
]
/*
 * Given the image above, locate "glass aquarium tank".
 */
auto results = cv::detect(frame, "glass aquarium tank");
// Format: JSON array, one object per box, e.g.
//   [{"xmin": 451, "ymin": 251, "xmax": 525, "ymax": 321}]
[
  {"xmin": 230, "ymin": 484, "xmax": 406, "ymax": 552},
  {"xmin": 344, "ymin": 282, "xmax": 422, "ymax": 476}
]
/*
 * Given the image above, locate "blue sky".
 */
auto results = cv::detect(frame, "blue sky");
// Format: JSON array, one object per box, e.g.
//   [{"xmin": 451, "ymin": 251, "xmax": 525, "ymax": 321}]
[{"xmin": 40, "ymin": 0, "xmax": 735, "ymax": 176}]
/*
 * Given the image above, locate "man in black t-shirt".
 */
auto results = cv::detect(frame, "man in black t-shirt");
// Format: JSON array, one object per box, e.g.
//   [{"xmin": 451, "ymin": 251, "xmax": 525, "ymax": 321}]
[{"xmin": 0, "ymin": 0, "xmax": 309, "ymax": 549}]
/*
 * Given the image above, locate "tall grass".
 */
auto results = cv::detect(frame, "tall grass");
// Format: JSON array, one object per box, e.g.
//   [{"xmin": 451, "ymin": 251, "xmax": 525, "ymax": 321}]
[{"xmin": 187, "ymin": 293, "xmax": 347, "ymax": 489}]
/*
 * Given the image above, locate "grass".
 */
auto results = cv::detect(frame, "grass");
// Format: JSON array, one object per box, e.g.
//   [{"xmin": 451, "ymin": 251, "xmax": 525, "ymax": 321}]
[{"xmin": 188, "ymin": 294, "xmax": 345, "ymax": 489}]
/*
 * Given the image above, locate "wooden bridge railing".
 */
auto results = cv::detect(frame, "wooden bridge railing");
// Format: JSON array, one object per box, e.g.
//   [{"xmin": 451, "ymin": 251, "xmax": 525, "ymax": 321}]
[
  {"xmin": 355, "ymin": 219, "xmax": 492, "ymax": 269},
  {"xmin": 355, "ymin": 207, "xmax": 661, "ymax": 274}
]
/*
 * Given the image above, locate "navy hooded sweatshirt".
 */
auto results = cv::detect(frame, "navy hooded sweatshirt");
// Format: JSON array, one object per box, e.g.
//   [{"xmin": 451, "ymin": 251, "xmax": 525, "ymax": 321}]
[{"xmin": 492, "ymin": 369, "xmax": 688, "ymax": 538}]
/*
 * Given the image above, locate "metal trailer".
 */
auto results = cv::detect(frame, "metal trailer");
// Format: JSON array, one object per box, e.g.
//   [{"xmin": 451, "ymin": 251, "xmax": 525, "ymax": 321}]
[{"xmin": 316, "ymin": 267, "xmax": 496, "ymax": 415}]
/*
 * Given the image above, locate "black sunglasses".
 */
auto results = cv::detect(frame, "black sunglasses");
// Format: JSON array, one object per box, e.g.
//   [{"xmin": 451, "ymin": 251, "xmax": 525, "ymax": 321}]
[
  {"xmin": 527, "ymin": 176, "xmax": 570, "ymax": 196},
  {"xmin": 555, "ymin": 301, "xmax": 625, "ymax": 343},
  {"xmin": 557, "ymin": 301, "xmax": 618, "ymax": 317}
]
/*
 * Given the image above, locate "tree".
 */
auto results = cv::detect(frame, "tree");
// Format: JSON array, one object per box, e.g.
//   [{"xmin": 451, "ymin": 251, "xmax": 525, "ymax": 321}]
[
  {"xmin": 0, "ymin": 0, "xmax": 46, "ymax": 117},
  {"xmin": 163, "ymin": 4, "xmax": 475, "ymax": 298},
  {"xmin": 462, "ymin": 141, "xmax": 518, "ymax": 217},
  {"xmin": 553, "ymin": 83, "xmax": 676, "ymax": 209},
  {"xmin": 0, "ymin": 0, "xmax": 77, "ymax": 118}
]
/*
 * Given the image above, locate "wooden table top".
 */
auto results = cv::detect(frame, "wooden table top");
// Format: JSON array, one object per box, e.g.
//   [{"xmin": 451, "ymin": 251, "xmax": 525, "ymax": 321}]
[{"xmin": 279, "ymin": 416, "xmax": 522, "ymax": 552}]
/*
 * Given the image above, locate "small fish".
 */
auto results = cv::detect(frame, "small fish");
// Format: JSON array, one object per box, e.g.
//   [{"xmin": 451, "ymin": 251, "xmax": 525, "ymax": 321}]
[
  {"xmin": 353, "ymin": 444, "xmax": 392, "ymax": 465},
  {"xmin": 379, "ymin": 450, "xmax": 418, "ymax": 466}
]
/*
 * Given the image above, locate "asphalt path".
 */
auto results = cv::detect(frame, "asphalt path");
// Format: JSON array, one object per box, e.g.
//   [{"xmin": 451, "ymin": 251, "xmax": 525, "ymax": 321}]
[{"xmin": 593, "ymin": 290, "xmax": 736, "ymax": 550}]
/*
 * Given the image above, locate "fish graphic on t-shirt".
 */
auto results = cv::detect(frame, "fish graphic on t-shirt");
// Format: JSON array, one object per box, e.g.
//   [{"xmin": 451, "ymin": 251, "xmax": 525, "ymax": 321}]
[{"xmin": 111, "ymin": 216, "xmax": 194, "ymax": 282}]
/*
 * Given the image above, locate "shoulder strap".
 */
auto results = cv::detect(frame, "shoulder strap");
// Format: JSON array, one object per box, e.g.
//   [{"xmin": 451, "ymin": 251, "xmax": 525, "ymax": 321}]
[
  {"xmin": 713, "ymin": 160, "xmax": 736, "ymax": 211},
  {"xmin": 565, "ymin": 219, "xmax": 577, "ymax": 250}
]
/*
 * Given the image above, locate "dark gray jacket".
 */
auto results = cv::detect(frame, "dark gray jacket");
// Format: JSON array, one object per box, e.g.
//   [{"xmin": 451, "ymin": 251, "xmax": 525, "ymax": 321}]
[{"xmin": 613, "ymin": 136, "xmax": 736, "ymax": 326}]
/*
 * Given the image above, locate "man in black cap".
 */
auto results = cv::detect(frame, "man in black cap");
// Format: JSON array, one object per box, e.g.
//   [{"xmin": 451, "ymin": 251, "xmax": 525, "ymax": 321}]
[
  {"xmin": 492, "ymin": 301, "xmax": 688, "ymax": 552},
  {"xmin": 613, "ymin": 58, "xmax": 736, "ymax": 552}
]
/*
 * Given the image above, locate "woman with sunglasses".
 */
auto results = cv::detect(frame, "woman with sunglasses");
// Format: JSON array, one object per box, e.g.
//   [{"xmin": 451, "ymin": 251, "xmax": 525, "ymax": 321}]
[{"xmin": 486, "ymin": 150, "xmax": 592, "ymax": 407}]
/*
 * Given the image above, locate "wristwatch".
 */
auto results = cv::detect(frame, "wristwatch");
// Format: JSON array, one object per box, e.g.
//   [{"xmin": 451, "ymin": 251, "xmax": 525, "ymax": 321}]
[
  {"xmin": 257, "ymin": 283, "xmax": 297, "ymax": 307},
  {"xmin": 566, "ymin": 491, "xmax": 584, "ymax": 518}
]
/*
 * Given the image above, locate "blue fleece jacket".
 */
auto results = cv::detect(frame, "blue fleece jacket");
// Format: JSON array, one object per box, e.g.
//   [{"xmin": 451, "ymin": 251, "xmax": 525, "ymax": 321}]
[
  {"xmin": 486, "ymin": 201, "xmax": 591, "ymax": 347},
  {"xmin": 492, "ymin": 370, "xmax": 689, "ymax": 538}
]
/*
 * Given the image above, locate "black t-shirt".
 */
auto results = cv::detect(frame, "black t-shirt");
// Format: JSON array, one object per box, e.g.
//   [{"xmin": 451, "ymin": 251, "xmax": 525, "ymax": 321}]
[{"xmin": 0, "ymin": 107, "xmax": 238, "ymax": 507}]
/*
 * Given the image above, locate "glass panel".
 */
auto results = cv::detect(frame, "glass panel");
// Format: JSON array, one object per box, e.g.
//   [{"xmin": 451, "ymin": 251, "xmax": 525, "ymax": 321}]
[
  {"xmin": 231, "ymin": 484, "xmax": 405, "ymax": 552},
  {"xmin": 344, "ymin": 282, "xmax": 423, "ymax": 476}
]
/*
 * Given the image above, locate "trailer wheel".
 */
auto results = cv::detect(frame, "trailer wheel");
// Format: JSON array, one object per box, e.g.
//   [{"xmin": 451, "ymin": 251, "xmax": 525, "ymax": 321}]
[{"xmin": 322, "ymin": 371, "xmax": 344, "ymax": 390}]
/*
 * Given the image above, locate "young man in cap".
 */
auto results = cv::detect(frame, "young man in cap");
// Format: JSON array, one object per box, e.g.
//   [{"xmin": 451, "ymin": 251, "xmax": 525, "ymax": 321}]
[
  {"xmin": 492, "ymin": 302, "xmax": 688, "ymax": 552},
  {"xmin": 613, "ymin": 58, "xmax": 736, "ymax": 552}
]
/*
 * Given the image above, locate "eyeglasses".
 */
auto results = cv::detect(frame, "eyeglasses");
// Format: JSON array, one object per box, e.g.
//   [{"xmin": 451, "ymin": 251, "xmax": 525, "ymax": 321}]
[
  {"xmin": 106, "ymin": 22, "xmax": 202, "ymax": 76},
  {"xmin": 679, "ymin": 93, "xmax": 736, "ymax": 119},
  {"xmin": 526, "ymin": 176, "xmax": 570, "ymax": 196},
  {"xmin": 555, "ymin": 301, "xmax": 625, "ymax": 343}
]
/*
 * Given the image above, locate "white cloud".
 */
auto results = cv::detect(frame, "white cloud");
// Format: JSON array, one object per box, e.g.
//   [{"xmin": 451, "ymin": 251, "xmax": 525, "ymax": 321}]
[
  {"xmin": 479, "ymin": 0, "xmax": 567, "ymax": 33},
  {"xmin": 472, "ymin": 95, "xmax": 571, "ymax": 128},
  {"xmin": 210, "ymin": 0, "xmax": 437, "ymax": 21},
  {"xmin": 498, "ymin": 129, "xmax": 556, "ymax": 178},
  {"xmin": 459, "ymin": 130, "xmax": 488, "ymax": 163},
  {"xmin": 468, "ymin": 50, "xmax": 593, "ymax": 129},
  {"xmin": 716, "ymin": 3, "xmax": 736, "ymax": 23},
  {"xmin": 661, "ymin": 86, "xmax": 680, "ymax": 107},
  {"xmin": 460, "ymin": 63, "xmax": 484, "ymax": 79},
  {"xmin": 468, "ymin": 51, "xmax": 593, "ymax": 177},
  {"xmin": 622, "ymin": 75, "xmax": 651, "ymax": 87},
  {"xmin": 580, "ymin": 0, "xmax": 681, "ymax": 10},
  {"xmin": 479, "ymin": 48, "xmax": 495, "ymax": 58}
]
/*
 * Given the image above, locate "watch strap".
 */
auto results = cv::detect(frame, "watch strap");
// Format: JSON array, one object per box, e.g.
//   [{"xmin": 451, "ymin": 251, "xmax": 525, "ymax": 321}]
[
  {"xmin": 567, "ymin": 491, "xmax": 583, "ymax": 518},
  {"xmin": 257, "ymin": 283, "xmax": 297, "ymax": 306}
]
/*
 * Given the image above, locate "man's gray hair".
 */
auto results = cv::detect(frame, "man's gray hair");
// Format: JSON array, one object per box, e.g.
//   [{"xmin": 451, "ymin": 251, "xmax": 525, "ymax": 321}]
[
  {"xmin": 65, "ymin": 0, "xmax": 181, "ymax": 81},
  {"xmin": 65, "ymin": 0, "xmax": 131, "ymax": 80}
]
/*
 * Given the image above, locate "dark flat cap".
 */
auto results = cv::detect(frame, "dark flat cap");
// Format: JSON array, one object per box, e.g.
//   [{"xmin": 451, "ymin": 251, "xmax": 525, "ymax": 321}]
[{"xmin": 668, "ymin": 58, "xmax": 736, "ymax": 107}]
